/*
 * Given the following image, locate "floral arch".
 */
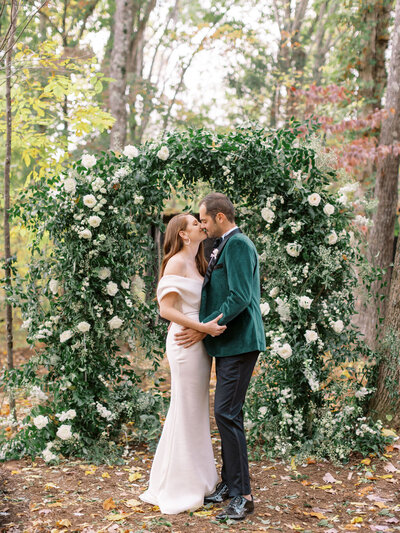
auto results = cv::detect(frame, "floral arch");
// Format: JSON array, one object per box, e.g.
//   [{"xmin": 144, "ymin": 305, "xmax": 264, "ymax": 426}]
[{"xmin": 1, "ymin": 125, "xmax": 390, "ymax": 464}]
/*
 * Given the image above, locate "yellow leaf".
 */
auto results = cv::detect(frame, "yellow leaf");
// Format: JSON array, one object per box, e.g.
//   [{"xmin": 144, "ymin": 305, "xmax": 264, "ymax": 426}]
[
  {"xmin": 193, "ymin": 510, "xmax": 213, "ymax": 516},
  {"xmin": 102, "ymin": 472, "xmax": 111, "ymax": 478},
  {"xmin": 56, "ymin": 519, "xmax": 71, "ymax": 527},
  {"xmin": 125, "ymin": 499, "xmax": 142, "ymax": 508},
  {"xmin": 374, "ymin": 502, "xmax": 388, "ymax": 509},
  {"xmin": 351, "ymin": 516, "xmax": 363, "ymax": 523},
  {"xmin": 103, "ymin": 497, "xmax": 116, "ymax": 510},
  {"xmin": 377, "ymin": 474, "xmax": 393, "ymax": 479},
  {"xmin": 303, "ymin": 511, "xmax": 327, "ymax": 519},
  {"xmin": 45, "ymin": 483, "xmax": 58, "ymax": 490},
  {"xmin": 106, "ymin": 513, "xmax": 130, "ymax": 521},
  {"xmin": 361, "ymin": 458, "xmax": 371, "ymax": 465},
  {"xmin": 48, "ymin": 502, "xmax": 63, "ymax": 507},
  {"xmin": 382, "ymin": 428, "xmax": 397, "ymax": 437},
  {"xmin": 129, "ymin": 472, "xmax": 142, "ymax": 482},
  {"xmin": 290, "ymin": 456, "xmax": 297, "ymax": 470},
  {"xmin": 316, "ymin": 485, "xmax": 332, "ymax": 490},
  {"xmin": 11, "ymin": 470, "xmax": 20, "ymax": 475}
]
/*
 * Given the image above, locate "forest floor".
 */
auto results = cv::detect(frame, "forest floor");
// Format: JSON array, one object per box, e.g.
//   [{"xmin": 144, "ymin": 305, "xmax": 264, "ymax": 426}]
[{"xmin": 1, "ymin": 348, "xmax": 400, "ymax": 533}]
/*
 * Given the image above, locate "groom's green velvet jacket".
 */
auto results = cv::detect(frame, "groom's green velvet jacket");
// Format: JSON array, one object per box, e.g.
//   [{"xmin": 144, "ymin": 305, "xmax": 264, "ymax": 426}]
[{"xmin": 199, "ymin": 232, "xmax": 266, "ymax": 357}]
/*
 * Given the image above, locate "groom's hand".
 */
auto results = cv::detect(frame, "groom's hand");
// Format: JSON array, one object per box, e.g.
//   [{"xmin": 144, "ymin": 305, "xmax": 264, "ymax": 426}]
[{"xmin": 175, "ymin": 327, "xmax": 206, "ymax": 348}]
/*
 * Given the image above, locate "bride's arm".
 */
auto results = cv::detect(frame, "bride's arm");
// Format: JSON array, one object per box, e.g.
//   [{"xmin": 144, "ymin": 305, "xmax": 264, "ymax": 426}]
[{"xmin": 159, "ymin": 292, "xmax": 226, "ymax": 337}]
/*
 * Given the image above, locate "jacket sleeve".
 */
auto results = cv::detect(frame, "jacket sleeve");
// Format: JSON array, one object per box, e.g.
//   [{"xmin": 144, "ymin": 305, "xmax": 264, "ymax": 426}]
[{"xmin": 201, "ymin": 239, "xmax": 256, "ymax": 326}]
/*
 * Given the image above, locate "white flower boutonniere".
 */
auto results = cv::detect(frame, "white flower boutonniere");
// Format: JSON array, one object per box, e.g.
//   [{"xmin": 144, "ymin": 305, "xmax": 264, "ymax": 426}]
[{"xmin": 210, "ymin": 248, "xmax": 219, "ymax": 261}]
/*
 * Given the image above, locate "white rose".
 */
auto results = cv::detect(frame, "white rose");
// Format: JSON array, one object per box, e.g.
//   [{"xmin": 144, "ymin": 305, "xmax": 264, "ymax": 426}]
[
  {"xmin": 98, "ymin": 267, "xmax": 111, "ymax": 280},
  {"xmin": 305, "ymin": 329, "xmax": 318, "ymax": 343},
  {"xmin": 63, "ymin": 177, "xmax": 76, "ymax": 194},
  {"xmin": 33, "ymin": 415, "xmax": 49, "ymax": 429},
  {"xmin": 49, "ymin": 279, "xmax": 59, "ymax": 295},
  {"xmin": 77, "ymin": 321, "xmax": 90, "ymax": 333},
  {"xmin": 286, "ymin": 243, "xmax": 302, "ymax": 257},
  {"xmin": 328, "ymin": 231, "xmax": 338, "ymax": 245},
  {"xmin": 60, "ymin": 330, "xmax": 73, "ymax": 343},
  {"xmin": 269, "ymin": 287, "xmax": 279, "ymax": 298},
  {"xmin": 157, "ymin": 146, "xmax": 169, "ymax": 161},
  {"xmin": 121, "ymin": 281, "xmax": 130, "ymax": 289},
  {"xmin": 277, "ymin": 343, "xmax": 292, "ymax": 359},
  {"xmin": 123, "ymin": 145, "xmax": 139, "ymax": 159},
  {"xmin": 355, "ymin": 387, "xmax": 369, "ymax": 398},
  {"xmin": 323, "ymin": 203, "xmax": 335, "ymax": 216},
  {"xmin": 258, "ymin": 406, "xmax": 267, "ymax": 416},
  {"xmin": 21, "ymin": 317, "xmax": 32, "ymax": 329},
  {"xmin": 42, "ymin": 449, "xmax": 57, "ymax": 462},
  {"xmin": 108, "ymin": 315, "xmax": 123, "ymax": 330},
  {"xmin": 260, "ymin": 302, "xmax": 270, "ymax": 316},
  {"xmin": 81, "ymin": 154, "xmax": 97, "ymax": 169},
  {"xmin": 261, "ymin": 207, "xmax": 275, "ymax": 223},
  {"xmin": 106, "ymin": 281, "xmax": 119, "ymax": 296},
  {"xmin": 83, "ymin": 194, "xmax": 97, "ymax": 208},
  {"xmin": 57, "ymin": 409, "xmax": 76, "ymax": 421},
  {"xmin": 332, "ymin": 319, "xmax": 344, "ymax": 334},
  {"xmin": 299, "ymin": 296, "xmax": 312, "ymax": 309},
  {"xmin": 308, "ymin": 193, "xmax": 321, "ymax": 206},
  {"xmin": 79, "ymin": 228, "xmax": 92, "ymax": 240},
  {"xmin": 88, "ymin": 215, "xmax": 101, "ymax": 228},
  {"xmin": 56, "ymin": 424, "xmax": 73, "ymax": 440}
]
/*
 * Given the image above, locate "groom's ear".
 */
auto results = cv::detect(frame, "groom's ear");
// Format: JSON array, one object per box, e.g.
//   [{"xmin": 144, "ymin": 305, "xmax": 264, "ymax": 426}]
[{"xmin": 216, "ymin": 212, "xmax": 226, "ymax": 224}]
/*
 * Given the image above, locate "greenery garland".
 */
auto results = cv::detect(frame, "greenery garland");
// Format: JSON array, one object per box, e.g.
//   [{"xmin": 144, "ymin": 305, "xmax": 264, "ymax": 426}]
[{"xmin": 1, "ymin": 124, "xmax": 393, "ymax": 464}]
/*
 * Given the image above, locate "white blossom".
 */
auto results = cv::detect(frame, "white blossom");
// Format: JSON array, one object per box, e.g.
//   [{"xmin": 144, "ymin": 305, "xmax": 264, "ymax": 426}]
[
  {"xmin": 42, "ymin": 449, "xmax": 57, "ymax": 462},
  {"xmin": 98, "ymin": 267, "xmax": 111, "ymax": 280},
  {"xmin": 31, "ymin": 386, "xmax": 48, "ymax": 401},
  {"xmin": 277, "ymin": 343, "xmax": 292, "ymax": 359},
  {"xmin": 123, "ymin": 145, "xmax": 139, "ymax": 159},
  {"xmin": 305, "ymin": 329, "xmax": 318, "ymax": 343},
  {"xmin": 63, "ymin": 177, "xmax": 76, "ymax": 194},
  {"xmin": 355, "ymin": 387, "xmax": 370, "ymax": 398},
  {"xmin": 258, "ymin": 406, "xmax": 267, "ymax": 416},
  {"xmin": 60, "ymin": 330, "xmax": 73, "ymax": 343},
  {"xmin": 286, "ymin": 243, "xmax": 302, "ymax": 257},
  {"xmin": 299, "ymin": 296, "xmax": 312, "ymax": 309},
  {"xmin": 328, "ymin": 231, "xmax": 338, "ymax": 245},
  {"xmin": 81, "ymin": 154, "xmax": 97, "ymax": 169},
  {"xmin": 269, "ymin": 287, "xmax": 279, "ymax": 298},
  {"xmin": 261, "ymin": 207, "xmax": 275, "ymax": 223},
  {"xmin": 157, "ymin": 146, "xmax": 169, "ymax": 161},
  {"xmin": 108, "ymin": 315, "xmax": 123, "ymax": 330},
  {"xmin": 308, "ymin": 193, "xmax": 321, "ymax": 206},
  {"xmin": 21, "ymin": 317, "xmax": 32, "ymax": 329},
  {"xmin": 79, "ymin": 228, "xmax": 92, "ymax": 240},
  {"xmin": 77, "ymin": 321, "xmax": 90, "ymax": 333},
  {"xmin": 56, "ymin": 409, "xmax": 76, "ymax": 421},
  {"xmin": 106, "ymin": 281, "xmax": 119, "ymax": 296},
  {"xmin": 134, "ymin": 195, "xmax": 144, "ymax": 204},
  {"xmin": 33, "ymin": 415, "xmax": 49, "ymax": 429},
  {"xmin": 260, "ymin": 302, "xmax": 270, "ymax": 316},
  {"xmin": 83, "ymin": 194, "xmax": 97, "ymax": 208},
  {"xmin": 323, "ymin": 203, "xmax": 335, "ymax": 216},
  {"xmin": 332, "ymin": 319, "xmax": 344, "ymax": 334},
  {"xmin": 88, "ymin": 215, "xmax": 101, "ymax": 228},
  {"xmin": 56, "ymin": 424, "xmax": 73, "ymax": 440},
  {"xmin": 49, "ymin": 279, "xmax": 59, "ymax": 295}
]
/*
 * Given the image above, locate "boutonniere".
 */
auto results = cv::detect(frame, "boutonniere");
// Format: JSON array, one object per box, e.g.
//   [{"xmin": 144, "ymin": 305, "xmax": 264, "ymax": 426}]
[{"xmin": 210, "ymin": 248, "xmax": 219, "ymax": 261}]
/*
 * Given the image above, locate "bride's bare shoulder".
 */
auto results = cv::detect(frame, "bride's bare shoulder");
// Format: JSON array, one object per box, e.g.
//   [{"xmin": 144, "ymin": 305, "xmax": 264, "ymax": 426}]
[{"xmin": 163, "ymin": 254, "xmax": 186, "ymax": 276}]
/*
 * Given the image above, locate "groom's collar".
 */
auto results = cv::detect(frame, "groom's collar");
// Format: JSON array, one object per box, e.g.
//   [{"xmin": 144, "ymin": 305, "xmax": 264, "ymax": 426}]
[{"xmin": 221, "ymin": 226, "xmax": 238, "ymax": 240}]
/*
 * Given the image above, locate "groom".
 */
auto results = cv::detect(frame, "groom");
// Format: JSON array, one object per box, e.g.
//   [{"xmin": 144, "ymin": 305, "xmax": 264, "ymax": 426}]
[{"xmin": 175, "ymin": 192, "xmax": 266, "ymax": 520}]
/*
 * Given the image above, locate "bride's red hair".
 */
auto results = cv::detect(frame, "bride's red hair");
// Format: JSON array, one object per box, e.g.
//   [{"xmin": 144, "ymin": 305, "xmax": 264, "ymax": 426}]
[{"xmin": 159, "ymin": 214, "xmax": 207, "ymax": 279}]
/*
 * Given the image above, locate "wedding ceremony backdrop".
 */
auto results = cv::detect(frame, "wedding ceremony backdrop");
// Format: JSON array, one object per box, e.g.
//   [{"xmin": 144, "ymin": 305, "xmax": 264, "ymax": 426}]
[{"xmin": 2, "ymin": 0, "xmax": 400, "ymax": 469}]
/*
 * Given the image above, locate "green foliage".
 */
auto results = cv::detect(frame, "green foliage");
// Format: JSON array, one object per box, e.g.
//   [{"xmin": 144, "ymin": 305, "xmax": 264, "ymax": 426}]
[{"xmin": 1, "ymin": 124, "xmax": 392, "ymax": 463}]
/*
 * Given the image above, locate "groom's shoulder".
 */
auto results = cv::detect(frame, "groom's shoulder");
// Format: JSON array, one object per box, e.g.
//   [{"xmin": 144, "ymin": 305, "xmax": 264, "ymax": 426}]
[{"xmin": 226, "ymin": 232, "xmax": 256, "ymax": 251}]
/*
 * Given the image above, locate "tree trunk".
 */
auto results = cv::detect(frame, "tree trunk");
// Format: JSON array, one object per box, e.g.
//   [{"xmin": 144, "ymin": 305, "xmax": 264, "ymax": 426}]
[
  {"xmin": 364, "ymin": 0, "xmax": 400, "ymax": 349},
  {"xmin": 4, "ymin": 0, "xmax": 17, "ymax": 417},
  {"xmin": 369, "ymin": 231, "xmax": 400, "ymax": 425},
  {"xmin": 109, "ymin": 0, "xmax": 134, "ymax": 151}
]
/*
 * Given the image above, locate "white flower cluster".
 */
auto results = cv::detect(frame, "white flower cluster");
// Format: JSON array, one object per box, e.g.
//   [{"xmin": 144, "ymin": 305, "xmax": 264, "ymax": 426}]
[
  {"xmin": 30, "ymin": 386, "xmax": 48, "ymax": 401},
  {"xmin": 303, "ymin": 359, "xmax": 320, "ymax": 391},
  {"xmin": 56, "ymin": 409, "xmax": 76, "ymax": 422},
  {"xmin": 42, "ymin": 441, "xmax": 57, "ymax": 463},
  {"xmin": 96, "ymin": 402, "xmax": 115, "ymax": 421},
  {"xmin": 298, "ymin": 296, "xmax": 312, "ymax": 309},
  {"xmin": 275, "ymin": 297, "xmax": 291, "ymax": 323},
  {"xmin": 289, "ymin": 220, "xmax": 302, "ymax": 234}
]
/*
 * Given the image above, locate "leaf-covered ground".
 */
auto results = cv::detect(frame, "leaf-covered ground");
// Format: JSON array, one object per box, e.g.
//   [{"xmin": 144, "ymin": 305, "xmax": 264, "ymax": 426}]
[{"xmin": 1, "ymin": 349, "xmax": 400, "ymax": 532}]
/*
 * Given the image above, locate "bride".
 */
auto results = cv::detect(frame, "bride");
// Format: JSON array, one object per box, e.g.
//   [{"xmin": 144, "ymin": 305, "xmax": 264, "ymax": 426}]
[{"xmin": 139, "ymin": 213, "xmax": 226, "ymax": 514}]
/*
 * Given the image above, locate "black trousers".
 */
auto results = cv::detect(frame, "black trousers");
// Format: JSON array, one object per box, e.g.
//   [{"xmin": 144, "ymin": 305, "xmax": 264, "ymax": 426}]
[{"xmin": 214, "ymin": 350, "xmax": 259, "ymax": 497}]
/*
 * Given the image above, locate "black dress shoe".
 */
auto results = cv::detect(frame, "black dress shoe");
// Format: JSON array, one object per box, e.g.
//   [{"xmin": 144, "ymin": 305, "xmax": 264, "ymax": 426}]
[
  {"xmin": 204, "ymin": 481, "xmax": 229, "ymax": 504},
  {"xmin": 216, "ymin": 495, "xmax": 254, "ymax": 520}
]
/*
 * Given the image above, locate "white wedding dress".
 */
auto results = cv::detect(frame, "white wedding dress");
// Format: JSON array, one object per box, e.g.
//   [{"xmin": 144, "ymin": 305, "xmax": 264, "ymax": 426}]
[{"xmin": 139, "ymin": 274, "xmax": 218, "ymax": 514}]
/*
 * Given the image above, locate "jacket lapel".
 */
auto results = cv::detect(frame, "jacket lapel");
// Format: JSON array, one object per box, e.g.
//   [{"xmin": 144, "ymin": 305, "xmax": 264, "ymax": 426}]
[{"xmin": 202, "ymin": 227, "xmax": 242, "ymax": 288}]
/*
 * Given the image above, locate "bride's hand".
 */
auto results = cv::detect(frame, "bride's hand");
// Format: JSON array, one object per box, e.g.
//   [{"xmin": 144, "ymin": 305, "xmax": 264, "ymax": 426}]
[{"xmin": 201, "ymin": 314, "xmax": 227, "ymax": 337}]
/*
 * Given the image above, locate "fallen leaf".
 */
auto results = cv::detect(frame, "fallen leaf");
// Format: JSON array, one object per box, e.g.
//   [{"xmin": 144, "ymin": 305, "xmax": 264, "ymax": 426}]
[
  {"xmin": 106, "ymin": 513, "xmax": 131, "ymax": 521},
  {"xmin": 361, "ymin": 458, "xmax": 371, "ymax": 465},
  {"xmin": 102, "ymin": 472, "xmax": 111, "ymax": 478},
  {"xmin": 323, "ymin": 473, "xmax": 340, "ymax": 484},
  {"xmin": 56, "ymin": 519, "xmax": 72, "ymax": 527},
  {"xmin": 351, "ymin": 517, "xmax": 363, "ymax": 523},
  {"xmin": 193, "ymin": 510, "xmax": 213, "ymax": 516},
  {"xmin": 303, "ymin": 511, "xmax": 327, "ymax": 519},
  {"xmin": 129, "ymin": 472, "xmax": 142, "ymax": 482},
  {"xmin": 384, "ymin": 462, "xmax": 398, "ymax": 473},
  {"xmin": 317, "ymin": 485, "xmax": 332, "ymax": 490},
  {"xmin": 103, "ymin": 497, "xmax": 116, "ymax": 510},
  {"xmin": 377, "ymin": 474, "xmax": 393, "ymax": 479},
  {"xmin": 125, "ymin": 499, "xmax": 142, "ymax": 508}
]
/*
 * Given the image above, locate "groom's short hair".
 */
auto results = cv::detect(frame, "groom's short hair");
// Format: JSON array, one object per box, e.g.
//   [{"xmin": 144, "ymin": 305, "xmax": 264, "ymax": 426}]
[{"xmin": 200, "ymin": 193, "xmax": 235, "ymax": 222}]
